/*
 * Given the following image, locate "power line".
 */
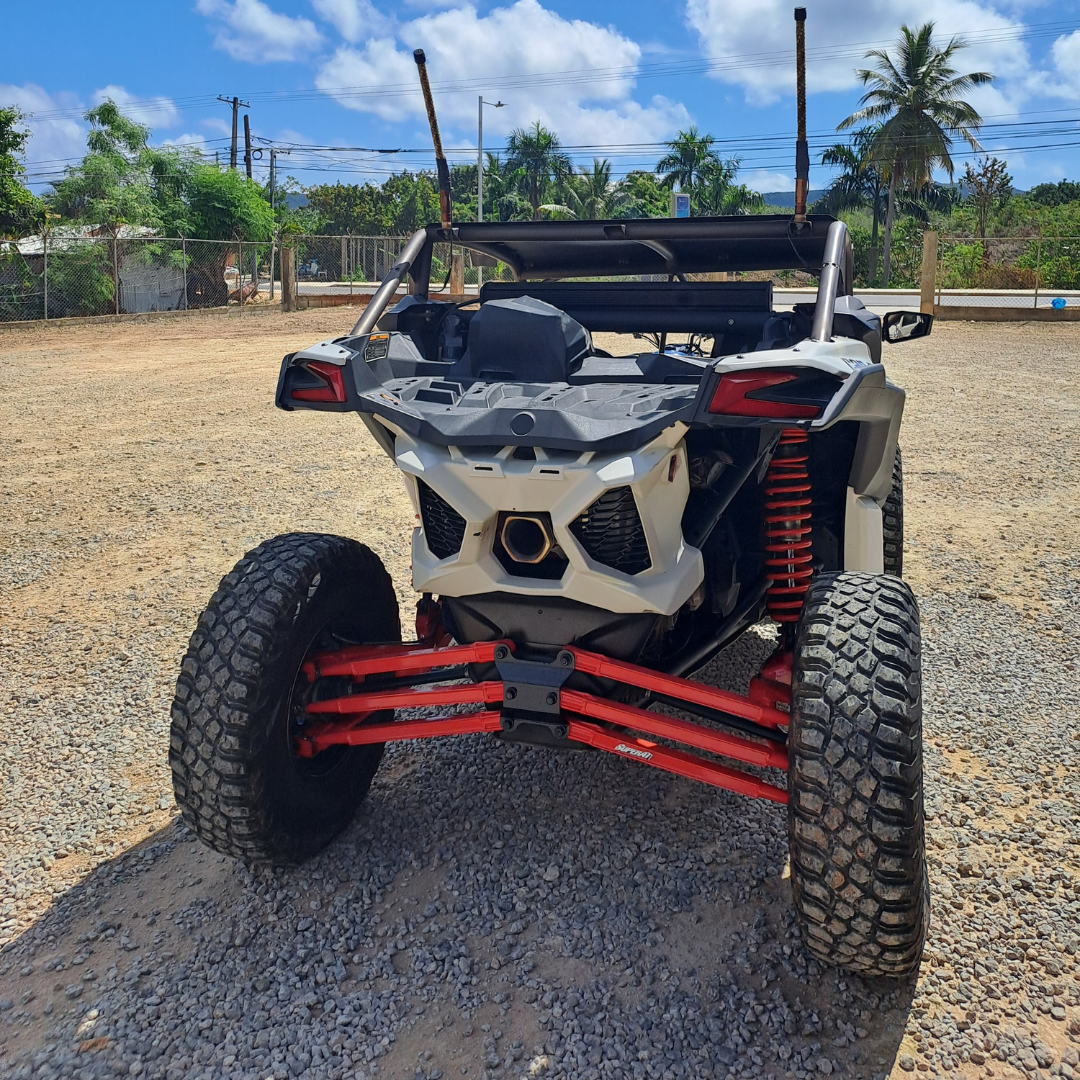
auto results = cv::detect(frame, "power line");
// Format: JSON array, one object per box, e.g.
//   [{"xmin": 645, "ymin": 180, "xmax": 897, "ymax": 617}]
[{"xmin": 18, "ymin": 17, "xmax": 1079, "ymax": 123}]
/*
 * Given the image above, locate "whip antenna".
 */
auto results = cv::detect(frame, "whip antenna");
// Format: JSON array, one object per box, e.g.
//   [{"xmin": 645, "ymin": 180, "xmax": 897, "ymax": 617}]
[
  {"xmin": 793, "ymin": 8, "xmax": 809, "ymax": 223},
  {"xmin": 413, "ymin": 49, "xmax": 452, "ymax": 232}
]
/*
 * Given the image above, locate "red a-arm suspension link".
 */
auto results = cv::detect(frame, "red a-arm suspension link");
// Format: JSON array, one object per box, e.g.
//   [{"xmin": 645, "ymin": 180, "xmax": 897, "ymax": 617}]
[{"xmin": 293, "ymin": 638, "xmax": 790, "ymax": 802}]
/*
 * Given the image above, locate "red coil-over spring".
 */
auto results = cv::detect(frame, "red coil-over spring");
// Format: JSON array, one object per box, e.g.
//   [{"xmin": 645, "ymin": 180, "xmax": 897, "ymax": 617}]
[{"xmin": 764, "ymin": 428, "xmax": 813, "ymax": 622}]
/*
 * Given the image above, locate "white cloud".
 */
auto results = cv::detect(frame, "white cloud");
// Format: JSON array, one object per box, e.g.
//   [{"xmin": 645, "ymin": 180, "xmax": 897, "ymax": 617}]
[
  {"xmin": 163, "ymin": 133, "xmax": 209, "ymax": 152},
  {"xmin": 311, "ymin": 0, "xmax": 391, "ymax": 41},
  {"xmin": 684, "ymin": 0, "xmax": 1031, "ymax": 106},
  {"xmin": 91, "ymin": 85, "xmax": 180, "ymax": 129},
  {"xmin": 0, "ymin": 83, "xmax": 87, "ymax": 189},
  {"xmin": 742, "ymin": 169, "xmax": 796, "ymax": 193},
  {"xmin": 1029, "ymin": 29, "xmax": 1080, "ymax": 99},
  {"xmin": 201, "ymin": 116, "xmax": 233, "ymax": 135},
  {"xmin": 314, "ymin": 0, "xmax": 690, "ymax": 145},
  {"xmin": 196, "ymin": 0, "xmax": 323, "ymax": 62}
]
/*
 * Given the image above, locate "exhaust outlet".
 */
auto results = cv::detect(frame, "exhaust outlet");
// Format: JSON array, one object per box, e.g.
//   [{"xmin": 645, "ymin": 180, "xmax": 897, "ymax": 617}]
[{"xmin": 500, "ymin": 515, "xmax": 553, "ymax": 564}]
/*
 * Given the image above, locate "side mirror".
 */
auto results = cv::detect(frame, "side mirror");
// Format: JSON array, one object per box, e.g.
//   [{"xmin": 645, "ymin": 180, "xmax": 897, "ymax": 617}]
[{"xmin": 883, "ymin": 310, "xmax": 933, "ymax": 343}]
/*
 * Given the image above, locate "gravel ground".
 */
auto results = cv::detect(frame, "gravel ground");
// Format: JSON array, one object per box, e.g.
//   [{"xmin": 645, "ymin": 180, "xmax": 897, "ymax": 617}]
[{"xmin": 0, "ymin": 312, "xmax": 1078, "ymax": 1080}]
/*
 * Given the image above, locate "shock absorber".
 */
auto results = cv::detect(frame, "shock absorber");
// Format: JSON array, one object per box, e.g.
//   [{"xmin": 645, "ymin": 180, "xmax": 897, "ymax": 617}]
[{"xmin": 764, "ymin": 428, "xmax": 813, "ymax": 624}]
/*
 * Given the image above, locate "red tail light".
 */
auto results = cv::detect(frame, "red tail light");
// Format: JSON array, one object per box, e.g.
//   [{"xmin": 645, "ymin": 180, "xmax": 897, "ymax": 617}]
[
  {"xmin": 708, "ymin": 370, "xmax": 821, "ymax": 419},
  {"xmin": 291, "ymin": 361, "xmax": 347, "ymax": 403}
]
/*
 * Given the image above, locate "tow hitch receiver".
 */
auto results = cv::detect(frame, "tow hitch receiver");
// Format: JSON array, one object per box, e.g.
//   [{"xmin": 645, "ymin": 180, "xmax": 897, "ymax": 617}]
[{"xmin": 294, "ymin": 637, "xmax": 790, "ymax": 804}]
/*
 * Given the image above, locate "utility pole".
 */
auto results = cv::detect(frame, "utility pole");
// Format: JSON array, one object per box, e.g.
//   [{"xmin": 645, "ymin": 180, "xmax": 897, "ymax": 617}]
[
  {"xmin": 217, "ymin": 95, "xmax": 250, "ymax": 169},
  {"xmin": 477, "ymin": 96, "xmax": 507, "ymax": 225},
  {"xmin": 243, "ymin": 114, "xmax": 252, "ymax": 179},
  {"xmin": 477, "ymin": 95, "xmax": 505, "ymax": 291},
  {"xmin": 269, "ymin": 148, "xmax": 277, "ymax": 210}
]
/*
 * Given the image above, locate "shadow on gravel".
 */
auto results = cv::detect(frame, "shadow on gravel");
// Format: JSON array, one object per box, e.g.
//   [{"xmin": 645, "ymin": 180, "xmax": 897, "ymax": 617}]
[{"xmin": 0, "ymin": 627, "xmax": 918, "ymax": 1080}]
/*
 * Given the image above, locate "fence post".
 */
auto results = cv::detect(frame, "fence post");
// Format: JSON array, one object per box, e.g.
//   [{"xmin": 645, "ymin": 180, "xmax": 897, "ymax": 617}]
[
  {"xmin": 920, "ymin": 230, "xmax": 937, "ymax": 314},
  {"xmin": 238, "ymin": 241, "xmax": 243, "ymax": 315},
  {"xmin": 269, "ymin": 240, "xmax": 276, "ymax": 302},
  {"xmin": 281, "ymin": 240, "xmax": 296, "ymax": 311},
  {"xmin": 1034, "ymin": 238, "xmax": 1041, "ymax": 310},
  {"xmin": 450, "ymin": 249, "xmax": 464, "ymax": 296},
  {"xmin": 43, "ymin": 230, "xmax": 48, "ymax": 321},
  {"xmin": 182, "ymin": 237, "xmax": 189, "ymax": 311},
  {"xmin": 113, "ymin": 237, "xmax": 121, "ymax": 316}
]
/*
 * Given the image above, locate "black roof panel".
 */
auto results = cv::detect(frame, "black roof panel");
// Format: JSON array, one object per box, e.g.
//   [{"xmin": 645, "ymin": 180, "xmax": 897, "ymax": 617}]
[{"xmin": 436, "ymin": 214, "xmax": 835, "ymax": 279}]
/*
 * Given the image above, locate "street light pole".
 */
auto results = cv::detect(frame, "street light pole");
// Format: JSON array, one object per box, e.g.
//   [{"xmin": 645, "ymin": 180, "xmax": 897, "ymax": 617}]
[{"xmin": 477, "ymin": 95, "xmax": 505, "ymax": 292}]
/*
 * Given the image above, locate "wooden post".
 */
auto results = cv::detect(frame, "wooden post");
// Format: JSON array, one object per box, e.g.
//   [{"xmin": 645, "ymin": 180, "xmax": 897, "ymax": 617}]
[
  {"xmin": 113, "ymin": 237, "xmax": 121, "ymax": 315},
  {"xmin": 281, "ymin": 241, "xmax": 296, "ymax": 311},
  {"xmin": 450, "ymin": 249, "xmax": 464, "ymax": 296},
  {"xmin": 920, "ymin": 230, "xmax": 937, "ymax": 314}
]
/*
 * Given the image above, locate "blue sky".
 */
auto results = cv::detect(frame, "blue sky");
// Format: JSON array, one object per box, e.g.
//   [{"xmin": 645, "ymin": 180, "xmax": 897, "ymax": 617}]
[{"xmin": 3, "ymin": 0, "xmax": 1080, "ymax": 197}]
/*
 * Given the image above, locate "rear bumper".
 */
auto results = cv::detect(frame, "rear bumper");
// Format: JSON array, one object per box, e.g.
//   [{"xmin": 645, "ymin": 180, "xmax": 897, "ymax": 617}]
[{"xmin": 383, "ymin": 420, "xmax": 705, "ymax": 617}]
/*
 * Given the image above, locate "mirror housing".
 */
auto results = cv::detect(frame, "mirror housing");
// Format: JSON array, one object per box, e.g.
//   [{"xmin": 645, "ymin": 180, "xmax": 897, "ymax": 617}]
[{"xmin": 883, "ymin": 310, "xmax": 933, "ymax": 343}]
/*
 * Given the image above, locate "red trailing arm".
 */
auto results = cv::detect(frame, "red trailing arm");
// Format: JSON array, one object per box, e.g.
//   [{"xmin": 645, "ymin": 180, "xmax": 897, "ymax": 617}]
[
  {"xmin": 561, "ymin": 688, "xmax": 787, "ymax": 772},
  {"xmin": 303, "ymin": 639, "xmax": 509, "ymax": 681},
  {"xmin": 295, "ymin": 710, "xmax": 502, "ymax": 757},
  {"xmin": 567, "ymin": 647, "xmax": 790, "ymax": 729},
  {"xmin": 568, "ymin": 721, "xmax": 787, "ymax": 803}
]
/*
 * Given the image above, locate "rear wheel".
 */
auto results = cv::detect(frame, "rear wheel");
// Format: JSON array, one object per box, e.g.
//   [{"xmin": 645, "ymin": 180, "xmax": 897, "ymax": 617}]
[
  {"xmin": 170, "ymin": 533, "xmax": 400, "ymax": 864},
  {"xmin": 787, "ymin": 571, "xmax": 927, "ymax": 977},
  {"xmin": 882, "ymin": 447, "xmax": 903, "ymax": 577}
]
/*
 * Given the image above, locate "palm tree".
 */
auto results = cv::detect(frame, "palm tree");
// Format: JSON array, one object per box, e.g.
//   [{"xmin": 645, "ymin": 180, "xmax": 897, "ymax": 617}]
[
  {"xmin": 558, "ymin": 159, "xmax": 632, "ymax": 220},
  {"xmin": 656, "ymin": 127, "xmax": 720, "ymax": 194},
  {"xmin": 839, "ymin": 22, "xmax": 992, "ymax": 286},
  {"xmin": 505, "ymin": 123, "xmax": 571, "ymax": 220},
  {"xmin": 481, "ymin": 153, "xmax": 531, "ymax": 222},
  {"xmin": 693, "ymin": 158, "xmax": 763, "ymax": 216},
  {"xmin": 817, "ymin": 127, "xmax": 888, "ymax": 283}
]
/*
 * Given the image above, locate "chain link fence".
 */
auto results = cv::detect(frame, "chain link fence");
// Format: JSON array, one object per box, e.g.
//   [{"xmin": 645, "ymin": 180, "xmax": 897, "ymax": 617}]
[
  {"xmin": 936, "ymin": 234, "xmax": 1080, "ymax": 309},
  {"xmin": 291, "ymin": 235, "xmax": 516, "ymax": 300},
  {"xmin": 9, "ymin": 229, "xmax": 1079, "ymax": 323},
  {"xmin": 0, "ymin": 234, "xmax": 278, "ymax": 323}
]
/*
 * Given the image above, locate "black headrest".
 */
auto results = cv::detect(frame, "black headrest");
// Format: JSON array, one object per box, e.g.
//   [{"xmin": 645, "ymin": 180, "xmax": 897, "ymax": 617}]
[{"xmin": 461, "ymin": 295, "xmax": 591, "ymax": 382}]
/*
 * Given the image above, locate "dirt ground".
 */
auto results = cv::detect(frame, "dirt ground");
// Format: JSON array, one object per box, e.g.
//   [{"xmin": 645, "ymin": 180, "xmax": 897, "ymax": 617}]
[{"xmin": 1, "ymin": 309, "xmax": 1079, "ymax": 1080}]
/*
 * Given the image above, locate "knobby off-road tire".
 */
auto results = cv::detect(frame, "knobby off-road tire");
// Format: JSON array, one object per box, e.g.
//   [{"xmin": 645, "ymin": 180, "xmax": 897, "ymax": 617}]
[
  {"xmin": 882, "ymin": 447, "xmax": 903, "ymax": 577},
  {"xmin": 170, "ymin": 533, "xmax": 400, "ymax": 865},
  {"xmin": 788, "ymin": 571, "xmax": 927, "ymax": 978}
]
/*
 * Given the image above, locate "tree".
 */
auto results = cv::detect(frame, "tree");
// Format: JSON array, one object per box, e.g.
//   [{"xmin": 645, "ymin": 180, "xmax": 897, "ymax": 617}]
[
  {"xmin": 962, "ymin": 155, "xmax": 1011, "ymax": 239},
  {"xmin": 450, "ymin": 162, "xmax": 477, "ymax": 222},
  {"xmin": 817, "ymin": 128, "xmax": 888, "ymax": 282},
  {"xmin": 692, "ymin": 158, "xmax": 762, "ymax": 216},
  {"xmin": 559, "ymin": 159, "xmax": 632, "ymax": 220},
  {"xmin": 656, "ymin": 127, "xmax": 719, "ymax": 194},
  {"xmin": 181, "ymin": 165, "xmax": 273, "ymax": 307},
  {"xmin": 505, "ymin": 123, "xmax": 571, "ymax": 219},
  {"xmin": 49, "ymin": 100, "xmax": 159, "ymax": 236},
  {"xmin": 303, "ymin": 181, "xmax": 385, "ymax": 234},
  {"xmin": 1027, "ymin": 179, "xmax": 1080, "ymax": 208},
  {"xmin": 621, "ymin": 171, "xmax": 668, "ymax": 218},
  {"xmin": 0, "ymin": 106, "xmax": 43, "ymax": 239},
  {"xmin": 183, "ymin": 165, "xmax": 274, "ymax": 241},
  {"xmin": 480, "ymin": 154, "xmax": 531, "ymax": 222},
  {"xmin": 839, "ymin": 23, "xmax": 992, "ymax": 286}
]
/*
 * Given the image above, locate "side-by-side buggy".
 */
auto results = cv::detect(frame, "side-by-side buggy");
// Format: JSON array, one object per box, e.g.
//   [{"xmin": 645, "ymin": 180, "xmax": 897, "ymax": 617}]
[{"xmin": 170, "ymin": 214, "xmax": 932, "ymax": 977}]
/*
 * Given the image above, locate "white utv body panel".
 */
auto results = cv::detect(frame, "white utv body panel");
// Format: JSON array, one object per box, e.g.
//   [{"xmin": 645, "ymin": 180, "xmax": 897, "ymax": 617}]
[
  {"xmin": 843, "ymin": 489, "xmax": 885, "ymax": 572},
  {"xmin": 383, "ymin": 420, "xmax": 705, "ymax": 616},
  {"xmin": 367, "ymin": 331, "xmax": 896, "ymax": 614}
]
